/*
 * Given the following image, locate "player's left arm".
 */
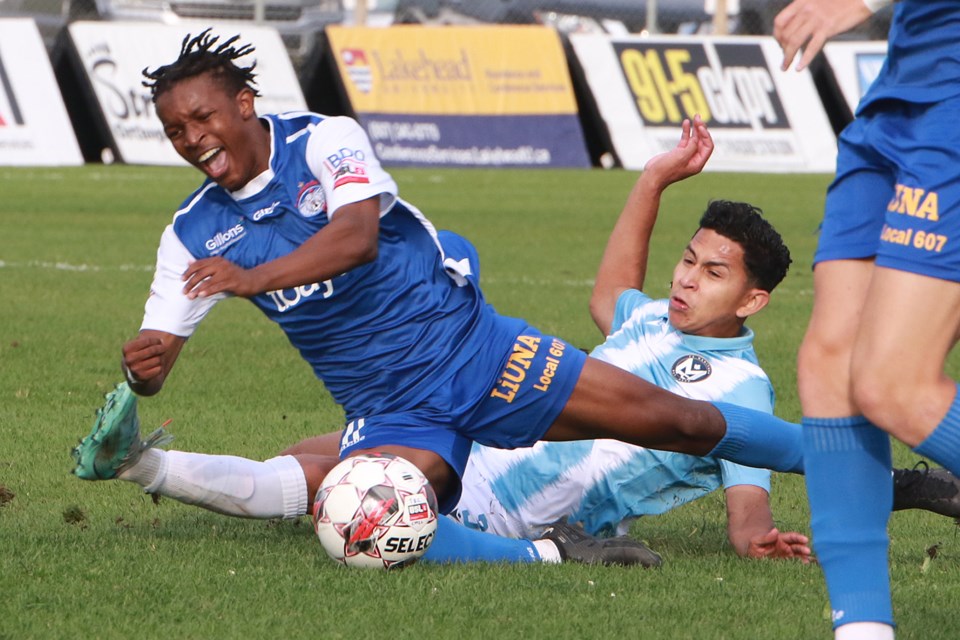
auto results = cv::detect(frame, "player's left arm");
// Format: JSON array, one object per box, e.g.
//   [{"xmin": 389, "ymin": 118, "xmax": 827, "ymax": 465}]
[
  {"xmin": 725, "ymin": 484, "xmax": 811, "ymax": 562},
  {"xmin": 590, "ymin": 117, "xmax": 714, "ymax": 335},
  {"xmin": 182, "ymin": 198, "xmax": 381, "ymax": 299}
]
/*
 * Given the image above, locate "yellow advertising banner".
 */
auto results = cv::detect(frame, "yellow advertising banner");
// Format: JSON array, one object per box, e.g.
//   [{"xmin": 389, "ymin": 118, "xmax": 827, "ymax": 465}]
[{"xmin": 327, "ymin": 25, "xmax": 580, "ymax": 116}]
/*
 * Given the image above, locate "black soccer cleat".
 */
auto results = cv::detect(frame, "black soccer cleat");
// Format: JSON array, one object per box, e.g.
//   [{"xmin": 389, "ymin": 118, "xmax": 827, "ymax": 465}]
[
  {"xmin": 539, "ymin": 520, "xmax": 662, "ymax": 568},
  {"xmin": 893, "ymin": 461, "xmax": 960, "ymax": 518}
]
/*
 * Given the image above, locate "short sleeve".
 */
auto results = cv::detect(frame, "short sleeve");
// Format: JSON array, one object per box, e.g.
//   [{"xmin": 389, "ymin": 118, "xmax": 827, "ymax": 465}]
[
  {"xmin": 304, "ymin": 116, "xmax": 398, "ymax": 218},
  {"xmin": 611, "ymin": 289, "xmax": 653, "ymax": 333},
  {"xmin": 140, "ymin": 225, "xmax": 226, "ymax": 337}
]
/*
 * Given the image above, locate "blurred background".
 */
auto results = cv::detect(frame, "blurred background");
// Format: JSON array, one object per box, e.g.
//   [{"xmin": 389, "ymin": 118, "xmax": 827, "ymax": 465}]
[{"xmin": 0, "ymin": 0, "xmax": 893, "ymax": 74}]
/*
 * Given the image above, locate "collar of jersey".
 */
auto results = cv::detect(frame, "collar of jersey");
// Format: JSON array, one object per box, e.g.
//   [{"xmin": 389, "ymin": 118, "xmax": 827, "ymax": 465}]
[
  {"xmin": 678, "ymin": 325, "xmax": 755, "ymax": 352},
  {"xmin": 229, "ymin": 116, "xmax": 278, "ymax": 202}
]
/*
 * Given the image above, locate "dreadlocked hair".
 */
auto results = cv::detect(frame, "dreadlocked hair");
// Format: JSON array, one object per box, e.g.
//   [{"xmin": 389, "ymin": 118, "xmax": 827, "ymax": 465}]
[{"xmin": 142, "ymin": 29, "xmax": 260, "ymax": 102}]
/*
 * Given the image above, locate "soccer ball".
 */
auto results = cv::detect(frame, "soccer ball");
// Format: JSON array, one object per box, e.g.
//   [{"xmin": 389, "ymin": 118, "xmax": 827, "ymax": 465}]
[{"xmin": 313, "ymin": 453, "xmax": 439, "ymax": 569}]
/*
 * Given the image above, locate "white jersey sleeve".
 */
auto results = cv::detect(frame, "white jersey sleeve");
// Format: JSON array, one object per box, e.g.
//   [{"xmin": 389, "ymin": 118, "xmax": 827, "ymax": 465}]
[
  {"xmin": 304, "ymin": 116, "xmax": 398, "ymax": 219},
  {"xmin": 140, "ymin": 224, "xmax": 226, "ymax": 337}
]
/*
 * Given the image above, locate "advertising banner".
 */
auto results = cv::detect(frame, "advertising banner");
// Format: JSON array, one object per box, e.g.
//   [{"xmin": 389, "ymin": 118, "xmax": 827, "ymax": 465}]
[
  {"xmin": 326, "ymin": 25, "xmax": 590, "ymax": 168},
  {"xmin": 0, "ymin": 19, "xmax": 83, "ymax": 166},
  {"xmin": 570, "ymin": 34, "xmax": 836, "ymax": 173},
  {"xmin": 67, "ymin": 21, "xmax": 307, "ymax": 165},
  {"xmin": 822, "ymin": 41, "xmax": 888, "ymax": 114}
]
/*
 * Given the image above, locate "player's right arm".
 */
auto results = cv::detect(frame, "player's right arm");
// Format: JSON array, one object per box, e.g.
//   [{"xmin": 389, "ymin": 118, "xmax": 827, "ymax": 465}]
[
  {"xmin": 124, "ymin": 224, "xmax": 223, "ymax": 396},
  {"xmin": 590, "ymin": 117, "xmax": 714, "ymax": 336},
  {"xmin": 121, "ymin": 330, "xmax": 186, "ymax": 396}
]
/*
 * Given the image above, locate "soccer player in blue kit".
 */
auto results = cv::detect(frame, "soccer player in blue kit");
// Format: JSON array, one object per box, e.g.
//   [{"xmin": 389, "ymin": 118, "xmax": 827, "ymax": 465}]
[
  {"xmin": 73, "ymin": 31, "xmax": 810, "ymax": 559},
  {"xmin": 775, "ymin": 0, "xmax": 960, "ymax": 638}
]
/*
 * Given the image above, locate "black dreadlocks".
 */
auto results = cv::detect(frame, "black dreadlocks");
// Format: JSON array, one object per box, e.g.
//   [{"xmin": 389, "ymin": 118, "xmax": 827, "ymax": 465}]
[{"xmin": 142, "ymin": 29, "xmax": 261, "ymax": 103}]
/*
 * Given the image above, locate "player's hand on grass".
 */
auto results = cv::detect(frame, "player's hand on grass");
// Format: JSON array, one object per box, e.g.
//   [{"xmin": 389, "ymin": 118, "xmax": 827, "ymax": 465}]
[
  {"xmin": 774, "ymin": 0, "xmax": 873, "ymax": 71},
  {"xmin": 641, "ymin": 115, "xmax": 714, "ymax": 192},
  {"xmin": 182, "ymin": 256, "xmax": 264, "ymax": 299},
  {"xmin": 747, "ymin": 527, "xmax": 812, "ymax": 563}
]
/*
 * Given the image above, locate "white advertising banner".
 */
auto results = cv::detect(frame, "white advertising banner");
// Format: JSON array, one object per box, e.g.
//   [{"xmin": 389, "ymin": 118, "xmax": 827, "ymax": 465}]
[
  {"xmin": 0, "ymin": 19, "xmax": 83, "ymax": 166},
  {"xmin": 823, "ymin": 41, "xmax": 888, "ymax": 114},
  {"xmin": 67, "ymin": 21, "xmax": 307, "ymax": 165},
  {"xmin": 570, "ymin": 34, "xmax": 837, "ymax": 173}
]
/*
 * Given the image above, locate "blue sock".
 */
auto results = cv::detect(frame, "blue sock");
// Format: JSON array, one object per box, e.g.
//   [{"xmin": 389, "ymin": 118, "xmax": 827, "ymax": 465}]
[
  {"xmin": 914, "ymin": 383, "xmax": 960, "ymax": 476},
  {"xmin": 422, "ymin": 516, "xmax": 540, "ymax": 564},
  {"xmin": 804, "ymin": 416, "xmax": 893, "ymax": 628},
  {"xmin": 707, "ymin": 402, "xmax": 803, "ymax": 473}
]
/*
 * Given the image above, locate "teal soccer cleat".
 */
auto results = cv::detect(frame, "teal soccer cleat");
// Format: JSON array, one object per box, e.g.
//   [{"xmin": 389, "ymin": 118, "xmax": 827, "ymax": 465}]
[{"xmin": 71, "ymin": 382, "xmax": 173, "ymax": 480}]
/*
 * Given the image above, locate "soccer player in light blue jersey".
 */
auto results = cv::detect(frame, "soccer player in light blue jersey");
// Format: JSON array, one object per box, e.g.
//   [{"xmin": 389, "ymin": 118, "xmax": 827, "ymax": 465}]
[{"xmin": 776, "ymin": 0, "xmax": 960, "ymax": 637}]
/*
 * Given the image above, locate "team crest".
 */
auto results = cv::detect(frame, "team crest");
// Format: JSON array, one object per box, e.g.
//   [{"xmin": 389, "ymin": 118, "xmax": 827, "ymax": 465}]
[
  {"xmin": 297, "ymin": 180, "xmax": 326, "ymax": 217},
  {"xmin": 341, "ymin": 48, "xmax": 372, "ymax": 94},
  {"xmin": 672, "ymin": 354, "xmax": 712, "ymax": 383}
]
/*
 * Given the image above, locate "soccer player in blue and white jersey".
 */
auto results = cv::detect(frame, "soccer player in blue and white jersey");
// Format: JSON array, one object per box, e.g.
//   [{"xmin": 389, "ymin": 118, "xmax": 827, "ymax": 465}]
[
  {"xmin": 75, "ymin": 30, "xmax": 810, "ymax": 562},
  {"xmin": 776, "ymin": 1, "xmax": 960, "ymax": 637}
]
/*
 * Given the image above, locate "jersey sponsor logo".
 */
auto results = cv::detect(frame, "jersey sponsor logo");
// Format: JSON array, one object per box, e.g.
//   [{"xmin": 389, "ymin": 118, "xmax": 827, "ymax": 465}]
[
  {"xmin": 532, "ymin": 338, "xmax": 568, "ymax": 393},
  {"xmin": 204, "ymin": 223, "xmax": 246, "ymax": 254},
  {"xmin": 490, "ymin": 335, "xmax": 541, "ymax": 403},
  {"xmin": 341, "ymin": 48, "xmax": 373, "ymax": 94},
  {"xmin": 265, "ymin": 280, "xmax": 334, "ymax": 312},
  {"xmin": 251, "ymin": 201, "xmax": 281, "ymax": 221},
  {"xmin": 888, "ymin": 184, "xmax": 939, "ymax": 221},
  {"xmin": 614, "ymin": 42, "xmax": 789, "ymax": 130},
  {"xmin": 672, "ymin": 354, "xmax": 712, "ymax": 383},
  {"xmin": 326, "ymin": 147, "xmax": 370, "ymax": 189},
  {"xmin": 296, "ymin": 180, "xmax": 327, "ymax": 217},
  {"xmin": 880, "ymin": 224, "xmax": 947, "ymax": 254}
]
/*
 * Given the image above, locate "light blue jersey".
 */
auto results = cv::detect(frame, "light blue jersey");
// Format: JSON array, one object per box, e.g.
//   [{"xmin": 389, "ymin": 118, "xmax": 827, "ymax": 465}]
[{"xmin": 453, "ymin": 289, "xmax": 774, "ymax": 538}]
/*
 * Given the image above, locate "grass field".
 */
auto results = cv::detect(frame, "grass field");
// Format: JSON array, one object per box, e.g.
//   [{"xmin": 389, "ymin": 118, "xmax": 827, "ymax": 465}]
[{"xmin": 2, "ymin": 165, "xmax": 959, "ymax": 639}]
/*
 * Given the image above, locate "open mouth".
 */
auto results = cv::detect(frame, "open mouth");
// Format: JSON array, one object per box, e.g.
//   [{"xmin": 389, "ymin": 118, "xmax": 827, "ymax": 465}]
[{"xmin": 197, "ymin": 147, "xmax": 228, "ymax": 180}]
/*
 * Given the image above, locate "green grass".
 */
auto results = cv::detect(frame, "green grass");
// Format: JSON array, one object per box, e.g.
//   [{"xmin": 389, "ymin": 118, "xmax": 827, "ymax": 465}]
[{"xmin": 2, "ymin": 166, "xmax": 959, "ymax": 639}]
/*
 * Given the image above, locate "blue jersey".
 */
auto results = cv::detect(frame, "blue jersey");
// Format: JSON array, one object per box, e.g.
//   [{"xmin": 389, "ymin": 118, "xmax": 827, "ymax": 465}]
[
  {"xmin": 141, "ymin": 113, "xmax": 523, "ymax": 421},
  {"xmin": 859, "ymin": 0, "xmax": 960, "ymax": 109},
  {"xmin": 453, "ymin": 290, "xmax": 774, "ymax": 538}
]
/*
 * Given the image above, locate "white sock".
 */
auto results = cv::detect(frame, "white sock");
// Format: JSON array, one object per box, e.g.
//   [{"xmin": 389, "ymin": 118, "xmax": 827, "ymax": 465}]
[
  {"xmin": 119, "ymin": 450, "xmax": 308, "ymax": 520},
  {"xmin": 836, "ymin": 622, "xmax": 895, "ymax": 640},
  {"xmin": 532, "ymin": 539, "xmax": 562, "ymax": 564}
]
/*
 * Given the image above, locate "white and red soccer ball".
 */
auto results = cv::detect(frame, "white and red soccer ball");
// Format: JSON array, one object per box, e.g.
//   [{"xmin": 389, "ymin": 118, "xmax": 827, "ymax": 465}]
[{"xmin": 313, "ymin": 453, "xmax": 439, "ymax": 569}]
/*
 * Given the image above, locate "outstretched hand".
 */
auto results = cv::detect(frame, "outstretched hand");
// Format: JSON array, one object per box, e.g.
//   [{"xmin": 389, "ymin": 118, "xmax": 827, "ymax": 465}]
[
  {"xmin": 182, "ymin": 256, "xmax": 264, "ymax": 299},
  {"xmin": 641, "ymin": 115, "xmax": 714, "ymax": 191},
  {"xmin": 747, "ymin": 528, "xmax": 812, "ymax": 563},
  {"xmin": 773, "ymin": 0, "xmax": 873, "ymax": 71}
]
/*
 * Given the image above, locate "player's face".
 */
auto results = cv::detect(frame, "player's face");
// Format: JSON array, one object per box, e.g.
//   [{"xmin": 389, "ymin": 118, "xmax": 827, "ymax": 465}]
[
  {"xmin": 155, "ymin": 72, "xmax": 268, "ymax": 192},
  {"xmin": 668, "ymin": 228, "xmax": 768, "ymax": 338}
]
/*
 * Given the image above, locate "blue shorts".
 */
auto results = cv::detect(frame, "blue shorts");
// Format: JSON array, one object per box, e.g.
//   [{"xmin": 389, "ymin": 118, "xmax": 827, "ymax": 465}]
[
  {"xmin": 816, "ymin": 96, "xmax": 960, "ymax": 282},
  {"xmin": 337, "ymin": 231, "xmax": 587, "ymax": 512},
  {"xmin": 338, "ymin": 327, "xmax": 587, "ymax": 513}
]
